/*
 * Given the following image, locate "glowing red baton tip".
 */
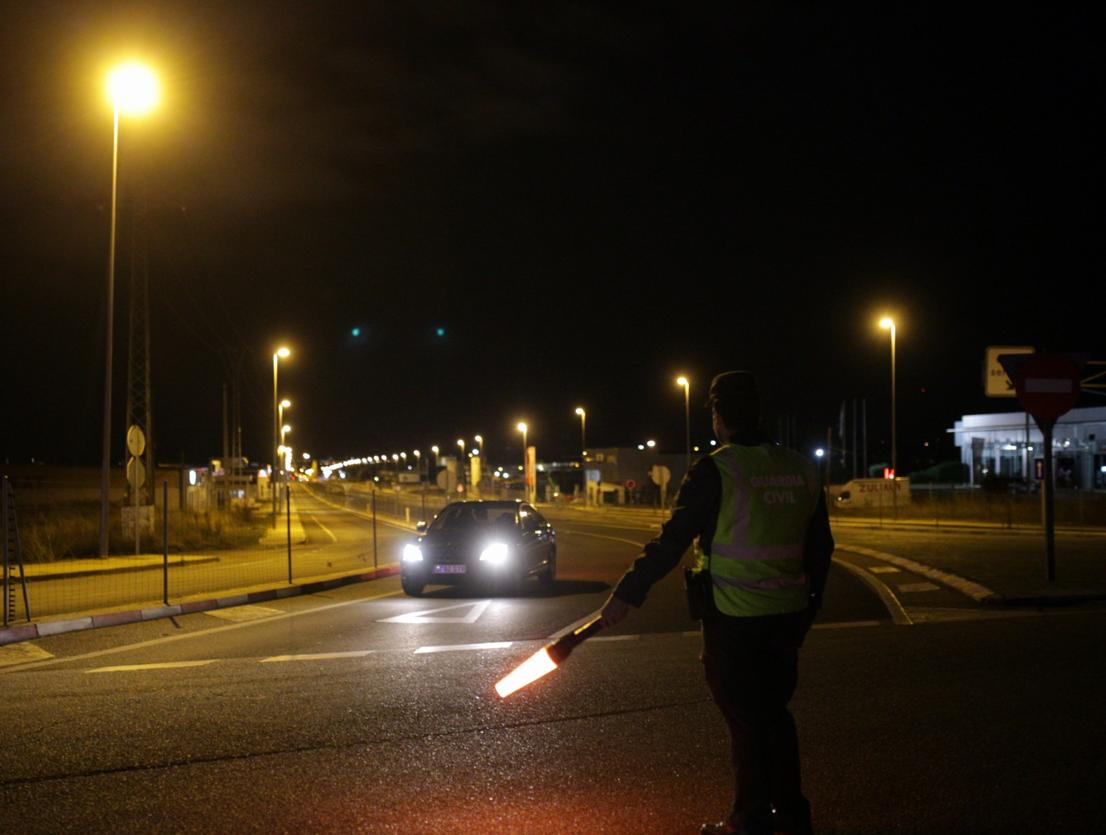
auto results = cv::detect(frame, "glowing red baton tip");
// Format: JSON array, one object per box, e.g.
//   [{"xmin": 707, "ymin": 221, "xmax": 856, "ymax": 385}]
[{"xmin": 495, "ymin": 647, "xmax": 558, "ymax": 698}]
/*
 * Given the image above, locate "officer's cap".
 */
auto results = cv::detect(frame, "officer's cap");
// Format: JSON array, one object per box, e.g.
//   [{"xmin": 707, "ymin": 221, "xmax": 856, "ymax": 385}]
[{"xmin": 705, "ymin": 370, "xmax": 759, "ymax": 410}]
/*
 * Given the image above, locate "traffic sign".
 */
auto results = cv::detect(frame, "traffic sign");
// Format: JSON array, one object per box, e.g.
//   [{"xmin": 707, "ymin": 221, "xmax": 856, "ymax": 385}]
[
  {"xmin": 985, "ymin": 345, "xmax": 1033, "ymax": 397},
  {"xmin": 1012, "ymin": 353, "xmax": 1081, "ymax": 422},
  {"xmin": 625, "ymin": 479, "xmax": 636, "ymax": 490}
]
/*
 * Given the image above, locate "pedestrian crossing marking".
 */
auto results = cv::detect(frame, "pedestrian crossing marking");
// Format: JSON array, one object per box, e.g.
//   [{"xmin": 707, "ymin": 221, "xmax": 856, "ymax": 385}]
[{"xmin": 0, "ymin": 642, "xmax": 53, "ymax": 668}]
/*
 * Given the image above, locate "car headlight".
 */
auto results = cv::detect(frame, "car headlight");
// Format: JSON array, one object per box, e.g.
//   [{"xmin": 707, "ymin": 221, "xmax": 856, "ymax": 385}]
[
  {"xmin": 402, "ymin": 544, "xmax": 423, "ymax": 563},
  {"xmin": 479, "ymin": 542, "xmax": 509, "ymax": 564}
]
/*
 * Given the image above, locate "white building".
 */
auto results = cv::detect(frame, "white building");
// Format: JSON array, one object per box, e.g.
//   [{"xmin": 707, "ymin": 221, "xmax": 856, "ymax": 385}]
[{"xmin": 951, "ymin": 406, "xmax": 1106, "ymax": 489}]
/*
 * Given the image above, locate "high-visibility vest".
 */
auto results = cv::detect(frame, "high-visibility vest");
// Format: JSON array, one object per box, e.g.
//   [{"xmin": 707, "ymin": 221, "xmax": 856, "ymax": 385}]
[{"xmin": 696, "ymin": 443, "xmax": 822, "ymax": 617}]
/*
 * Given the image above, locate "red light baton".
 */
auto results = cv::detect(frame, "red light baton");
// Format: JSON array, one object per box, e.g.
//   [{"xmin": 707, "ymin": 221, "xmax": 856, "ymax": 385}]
[{"xmin": 494, "ymin": 616, "xmax": 604, "ymax": 699}]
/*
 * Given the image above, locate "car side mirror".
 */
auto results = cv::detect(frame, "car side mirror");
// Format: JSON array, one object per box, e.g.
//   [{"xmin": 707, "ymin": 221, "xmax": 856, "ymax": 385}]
[{"xmin": 416, "ymin": 521, "xmax": 427, "ymax": 532}]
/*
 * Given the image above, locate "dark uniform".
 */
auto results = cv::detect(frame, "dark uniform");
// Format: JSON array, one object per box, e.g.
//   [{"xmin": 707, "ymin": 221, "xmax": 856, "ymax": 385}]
[{"xmin": 611, "ymin": 437, "xmax": 834, "ymax": 835}]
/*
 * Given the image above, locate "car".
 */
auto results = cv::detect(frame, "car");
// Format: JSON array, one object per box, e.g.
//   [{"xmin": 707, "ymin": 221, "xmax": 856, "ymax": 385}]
[{"xmin": 400, "ymin": 500, "xmax": 556, "ymax": 596}]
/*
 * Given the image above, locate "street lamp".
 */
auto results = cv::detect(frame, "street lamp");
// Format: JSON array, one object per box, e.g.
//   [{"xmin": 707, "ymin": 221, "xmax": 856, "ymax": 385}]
[
  {"xmin": 456, "ymin": 439, "xmax": 466, "ymax": 489},
  {"xmin": 271, "ymin": 346, "xmax": 290, "ymax": 521},
  {"xmin": 99, "ymin": 61, "xmax": 159, "ymax": 557},
  {"xmin": 516, "ymin": 422, "xmax": 528, "ymax": 502},
  {"xmin": 676, "ymin": 376, "xmax": 690, "ymax": 474},
  {"xmin": 575, "ymin": 407, "xmax": 587, "ymax": 459},
  {"xmin": 879, "ymin": 317, "xmax": 897, "ymax": 478}
]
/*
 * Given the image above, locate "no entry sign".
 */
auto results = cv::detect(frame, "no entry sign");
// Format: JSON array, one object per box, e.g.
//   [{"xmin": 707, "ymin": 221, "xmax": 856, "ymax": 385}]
[{"xmin": 1013, "ymin": 353, "xmax": 1081, "ymax": 422}]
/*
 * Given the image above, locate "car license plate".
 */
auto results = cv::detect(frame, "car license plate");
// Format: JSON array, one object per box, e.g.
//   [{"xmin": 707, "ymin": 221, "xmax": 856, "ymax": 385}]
[{"xmin": 433, "ymin": 564, "xmax": 466, "ymax": 575}]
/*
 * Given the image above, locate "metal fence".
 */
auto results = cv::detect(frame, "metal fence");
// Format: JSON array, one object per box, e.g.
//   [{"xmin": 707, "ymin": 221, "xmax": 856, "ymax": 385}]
[
  {"xmin": 0, "ymin": 473, "xmax": 423, "ymax": 627},
  {"xmin": 828, "ymin": 485, "xmax": 1106, "ymax": 529}
]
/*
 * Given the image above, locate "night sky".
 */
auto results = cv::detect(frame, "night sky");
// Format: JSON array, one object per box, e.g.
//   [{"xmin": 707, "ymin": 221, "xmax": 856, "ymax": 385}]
[{"xmin": 1, "ymin": 4, "xmax": 1101, "ymax": 471}]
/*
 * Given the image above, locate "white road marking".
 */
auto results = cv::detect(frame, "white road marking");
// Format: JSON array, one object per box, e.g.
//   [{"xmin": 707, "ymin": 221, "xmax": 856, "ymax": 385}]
[
  {"xmin": 1, "ymin": 589, "xmax": 402, "ymax": 674},
  {"xmin": 897, "ymin": 582, "xmax": 941, "ymax": 593},
  {"xmin": 414, "ymin": 641, "xmax": 514, "ymax": 654},
  {"xmin": 591, "ymin": 634, "xmax": 641, "ymax": 642},
  {"xmin": 378, "ymin": 599, "xmax": 492, "ymax": 624},
  {"xmin": 261, "ymin": 651, "xmax": 374, "ymax": 663},
  {"xmin": 204, "ymin": 605, "xmax": 285, "ymax": 623},
  {"xmin": 868, "ymin": 566, "xmax": 901, "ymax": 574},
  {"xmin": 308, "ymin": 513, "xmax": 339, "ymax": 543},
  {"xmin": 0, "ymin": 642, "xmax": 54, "ymax": 667},
  {"xmin": 87, "ymin": 660, "xmax": 216, "ymax": 673}
]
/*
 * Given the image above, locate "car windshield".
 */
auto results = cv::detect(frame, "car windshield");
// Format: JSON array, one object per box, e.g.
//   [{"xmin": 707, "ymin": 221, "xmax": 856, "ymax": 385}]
[{"xmin": 430, "ymin": 504, "xmax": 517, "ymax": 532}]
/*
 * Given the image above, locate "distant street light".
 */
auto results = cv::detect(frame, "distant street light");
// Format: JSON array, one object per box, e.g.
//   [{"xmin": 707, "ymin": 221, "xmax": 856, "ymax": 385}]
[
  {"xmin": 676, "ymin": 376, "xmax": 690, "ymax": 474},
  {"xmin": 879, "ymin": 317, "xmax": 897, "ymax": 477},
  {"xmin": 100, "ymin": 60, "xmax": 159, "ymax": 558},
  {"xmin": 575, "ymin": 407, "xmax": 587, "ymax": 459}
]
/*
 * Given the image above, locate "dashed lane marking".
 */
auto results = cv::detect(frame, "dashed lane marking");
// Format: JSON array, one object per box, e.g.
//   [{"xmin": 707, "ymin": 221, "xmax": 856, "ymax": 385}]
[
  {"xmin": 0, "ymin": 642, "xmax": 54, "ymax": 667},
  {"xmin": 71, "ymin": 620, "xmax": 901, "ymax": 673},
  {"xmin": 897, "ymin": 582, "xmax": 942, "ymax": 593},
  {"xmin": 414, "ymin": 641, "xmax": 514, "ymax": 654},
  {"xmin": 868, "ymin": 566, "xmax": 901, "ymax": 574},
  {"xmin": 87, "ymin": 660, "xmax": 217, "ymax": 674},
  {"xmin": 261, "ymin": 651, "xmax": 375, "ymax": 663},
  {"xmin": 204, "ymin": 604, "xmax": 285, "ymax": 623}
]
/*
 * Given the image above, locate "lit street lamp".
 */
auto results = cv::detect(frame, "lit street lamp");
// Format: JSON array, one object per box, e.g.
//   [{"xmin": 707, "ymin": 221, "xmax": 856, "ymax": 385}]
[
  {"xmin": 100, "ymin": 61, "xmax": 159, "ymax": 557},
  {"xmin": 575, "ymin": 407, "xmax": 587, "ymax": 459},
  {"xmin": 272, "ymin": 346, "xmax": 290, "ymax": 522},
  {"xmin": 516, "ymin": 422, "xmax": 528, "ymax": 502},
  {"xmin": 879, "ymin": 316, "xmax": 897, "ymax": 478},
  {"xmin": 676, "ymin": 376, "xmax": 690, "ymax": 474}
]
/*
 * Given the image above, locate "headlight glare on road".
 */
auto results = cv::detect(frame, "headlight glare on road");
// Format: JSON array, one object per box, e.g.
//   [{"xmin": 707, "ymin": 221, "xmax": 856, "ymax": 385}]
[
  {"xmin": 402, "ymin": 544, "xmax": 423, "ymax": 563},
  {"xmin": 479, "ymin": 542, "xmax": 509, "ymax": 564}
]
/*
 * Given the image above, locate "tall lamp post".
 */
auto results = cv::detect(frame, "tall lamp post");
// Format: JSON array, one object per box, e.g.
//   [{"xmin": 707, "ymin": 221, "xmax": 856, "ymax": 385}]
[
  {"xmin": 516, "ymin": 422, "xmax": 528, "ymax": 502},
  {"xmin": 575, "ymin": 407, "xmax": 587, "ymax": 459},
  {"xmin": 100, "ymin": 61, "xmax": 159, "ymax": 558},
  {"xmin": 879, "ymin": 317, "xmax": 897, "ymax": 478},
  {"xmin": 456, "ymin": 439, "xmax": 466, "ymax": 491},
  {"xmin": 676, "ymin": 376, "xmax": 691, "ymax": 475},
  {"xmin": 272, "ymin": 346, "xmax": 290, "ymax": 522},
  {"xmin": 474, "ymin": 435, "xmax": 484, "ymax": 490}
]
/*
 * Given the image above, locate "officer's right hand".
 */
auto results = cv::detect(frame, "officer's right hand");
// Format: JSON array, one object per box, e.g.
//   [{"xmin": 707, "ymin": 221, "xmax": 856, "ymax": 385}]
[{"xmin": 599, "ymin": 594, "xmax": 631, "ymax": 629}]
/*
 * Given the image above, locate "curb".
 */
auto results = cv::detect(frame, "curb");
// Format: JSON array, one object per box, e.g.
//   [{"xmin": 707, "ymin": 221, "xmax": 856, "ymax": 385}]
[
  {"xmin": 0, "ymin": 564, "xmax": 400, "ymax": 647},
  {"xmin": 837, "ymin": 544, "xmax": 1106, "ymax": 606}
]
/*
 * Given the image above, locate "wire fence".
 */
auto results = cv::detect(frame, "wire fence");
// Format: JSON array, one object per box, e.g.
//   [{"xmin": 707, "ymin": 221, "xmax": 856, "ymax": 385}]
[{"xmin": 0, "ymin": 472, "xmax": 428, "ymax": 627}]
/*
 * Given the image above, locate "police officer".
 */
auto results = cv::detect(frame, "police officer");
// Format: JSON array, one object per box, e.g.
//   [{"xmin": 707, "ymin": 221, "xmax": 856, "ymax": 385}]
[{"xmin": 600, "ymin": 370, "xmax": 833, "ymax": 835}]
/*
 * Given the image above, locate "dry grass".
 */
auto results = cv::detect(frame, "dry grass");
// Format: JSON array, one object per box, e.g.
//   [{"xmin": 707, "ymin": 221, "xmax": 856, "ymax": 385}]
[{"xmin": 17, "ymin": 504, "xmax": 266, "ymax": 562}]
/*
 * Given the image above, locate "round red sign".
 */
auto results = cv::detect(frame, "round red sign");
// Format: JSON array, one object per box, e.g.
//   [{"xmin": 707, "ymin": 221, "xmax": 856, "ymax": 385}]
[{"xmin": 1014, "ymin": 353, "xmax": 1081, "ymax": 422}]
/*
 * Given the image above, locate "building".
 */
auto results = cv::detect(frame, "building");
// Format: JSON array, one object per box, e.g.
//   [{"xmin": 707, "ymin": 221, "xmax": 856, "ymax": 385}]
[
  {"xmin": 582, "ymin": 447, "xmax": 692, "ymax": 505},
  {"xmin": 950, "ymin": 407, "xmax": 1106, "ymax": 489}
]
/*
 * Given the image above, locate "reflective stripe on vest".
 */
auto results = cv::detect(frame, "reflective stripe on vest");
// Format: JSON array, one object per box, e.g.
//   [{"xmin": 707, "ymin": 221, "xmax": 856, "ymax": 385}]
[{"xmin": 702, "ymin": 443, "xmax": 821, "ymax": 617}]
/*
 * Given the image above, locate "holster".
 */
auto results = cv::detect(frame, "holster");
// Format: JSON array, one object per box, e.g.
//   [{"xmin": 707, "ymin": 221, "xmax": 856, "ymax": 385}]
[{"xmin": 684, "ymin": 567, "xmax": 717, "ymax": 621}]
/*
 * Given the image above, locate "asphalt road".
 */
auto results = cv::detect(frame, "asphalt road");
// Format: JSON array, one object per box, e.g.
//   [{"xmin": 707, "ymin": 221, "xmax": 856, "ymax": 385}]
[{"xmin": 2, "ymin": 508, "xmax": 1104, "ymax": 833}]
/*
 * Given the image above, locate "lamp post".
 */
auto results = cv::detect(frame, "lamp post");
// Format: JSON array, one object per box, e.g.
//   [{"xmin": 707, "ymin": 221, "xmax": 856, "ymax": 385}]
[
  {"xmin": 575, "ymin": 407, "xmax": 586, "ymax": 459},
  {"xmin": 271, "ymin": 347, "xmax": 290, "ymax": 521},
  {"xmin": 879, "ymin": 317, "xmax": 897, "ymax": 478},
  {"xmin": 100, "ymin": 61, "xmax": 159, "ymax": 558},
  {"xmin": 456, "ymin": 439, "xmax": 465, "ymax": 491},
  {"xmin": 516, "ymin": 422, "xmax": 528, "ymax": 502},
  {"xmin": 474, "ymin": 435, "xmax": 484, "ymax": 490},
  {"xmin": 676, "ymin": 376, "xmax": 690, "ymax": 475}
]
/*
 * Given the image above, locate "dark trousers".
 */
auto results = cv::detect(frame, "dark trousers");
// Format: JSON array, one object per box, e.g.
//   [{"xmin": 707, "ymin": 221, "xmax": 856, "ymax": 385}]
[{"xmin": 702, "ymin": 611, "xmax": 812, "ymax": 834}]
